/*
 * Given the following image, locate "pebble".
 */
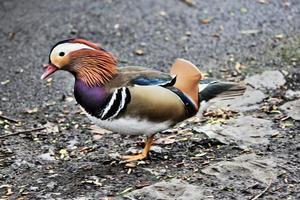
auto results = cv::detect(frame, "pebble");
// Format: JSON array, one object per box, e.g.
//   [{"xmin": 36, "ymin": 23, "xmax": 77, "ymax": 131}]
[
  {"xmin": 37, "ymin": 153, "xmax": 56, "ymax": 162},
  {"xmin": 284, "ymin": 90, "xmax": 300, "ymax": 100}
]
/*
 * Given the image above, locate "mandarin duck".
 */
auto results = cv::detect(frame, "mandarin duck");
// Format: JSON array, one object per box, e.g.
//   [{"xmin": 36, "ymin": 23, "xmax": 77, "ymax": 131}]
[{"xmin": 41, "ymin": 39, "xmax": 245, "ymax": 162}]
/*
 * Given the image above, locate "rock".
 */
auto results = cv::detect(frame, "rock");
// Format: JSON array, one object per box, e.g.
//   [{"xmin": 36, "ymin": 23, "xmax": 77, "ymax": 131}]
[
  {"xmin": 44, "ymin": 122, "xmax": 60, "ymax": 133},
  {"xmin": 46, "ymin": 181, "xmax": 57, "ymax": 190},
  {"xmin": 125, "ymin": 179, "xmax": 213, "ymax": 200},
  {"xmin": 37, "ymin": 153, "xmax": 56, "ymax": 162},
  {"xmin": 125, "ymin": 145, "xmax": 165, "ymax": 156},
  {"xmin": 150, "ymin": 145, "xmax": 165, "ymax": 154},
  {"xmin": 279, "ymin": 99, "xmax": 300, "ymax": 120},
  {"xmin": 245, "ymin": 70, "xmax": 286, "ymax": 90},
  {"xmin": 202, "ymin": 154, "xmax": 278, "ymax": 184},
  {"xmin": 29, "ymin": 186, "xmax": 39, "ymax": 191},
  {"xmin": 109, "ymin": 152, "xmax": 121, "ymax": 160},
  {"xmin": 125, "ymin": 147, "xmax": 140, "ymax": 155},
  {"xmin": 267, "ymin": 97, "xmax": 283, "ymax": 105},
  {"xmin": 195, "ymin": 116, "xmax": 277, "ymax": 149},
  {"xmin": 208, "ymin": 87, "xmax": 266, "ymax": 112},
  {"xmin": 12, "ymin": 159, "xmax": 35, "ymax": 169},
  {"xmin": 143, "ymin": 168, "xmax": 167, "ymax": 176},
  {"xmin": 284, "ymin": 90, "xmax": 300, "ymax": 100},
  {"xmin": 66, "ymin": 139, "xmax": 78, "ymax": 150}
]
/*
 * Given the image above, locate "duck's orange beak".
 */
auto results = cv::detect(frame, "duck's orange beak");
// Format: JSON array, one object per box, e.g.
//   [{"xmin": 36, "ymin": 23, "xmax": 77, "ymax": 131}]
[{"xmin": 41, "ymin": 63, "xmax": 58, "ymax": 80}]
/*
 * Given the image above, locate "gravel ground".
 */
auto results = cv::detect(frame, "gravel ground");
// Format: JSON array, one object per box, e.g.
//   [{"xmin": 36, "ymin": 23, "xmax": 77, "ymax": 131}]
[{"xmin": 0, "ymin": 0, "xmax": 299, "ymax": 199}]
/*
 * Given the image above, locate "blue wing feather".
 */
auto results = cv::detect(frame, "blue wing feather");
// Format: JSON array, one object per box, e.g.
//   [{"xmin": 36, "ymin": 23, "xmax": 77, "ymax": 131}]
[{"xmin": 130, "ymin": 75, "xmax": 176, "ymax": 87}]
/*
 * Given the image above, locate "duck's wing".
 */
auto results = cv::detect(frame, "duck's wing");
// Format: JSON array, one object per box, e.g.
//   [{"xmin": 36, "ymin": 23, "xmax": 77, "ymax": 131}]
[
  {"xmin": 97, "ymin": 66, "xmax": 185, "ymax": 123},
  {"xmin": 105, "ymin": 66, "xmax": 175, "ymax": 89}
]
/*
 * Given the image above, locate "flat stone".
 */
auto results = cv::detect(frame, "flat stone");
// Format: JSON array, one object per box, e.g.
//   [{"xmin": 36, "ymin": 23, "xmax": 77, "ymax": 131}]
[
  {"xmin": 245, "ymin": 70, "xmax": 286, "ymax": 90},
  {"xmin": 207, "ymin": 87, "xmax": 266, "ymax": 112},
  {"xmin": 284, "ymin": 90, "xmax": 300, "ymax": 100},
  {"xmin": 202, "ymin": 153, "xmax": 278, "ymax": 184},
  {"xmin": 125, "ymin": 179, "xmax": 213, "ymax": 200},
  {"xmin": 195, "ymin": 116, "xmax": 277, "ymax": 149},
  {"xmin": 279, "ymin": 99, "xmax": 300, "ymax": 120}
]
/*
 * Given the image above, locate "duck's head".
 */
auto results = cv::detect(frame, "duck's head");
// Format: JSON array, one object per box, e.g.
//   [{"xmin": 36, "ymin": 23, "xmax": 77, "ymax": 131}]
[{"xmin": 41, "ymin": 39, "xmax": 117, "ymax": 86}]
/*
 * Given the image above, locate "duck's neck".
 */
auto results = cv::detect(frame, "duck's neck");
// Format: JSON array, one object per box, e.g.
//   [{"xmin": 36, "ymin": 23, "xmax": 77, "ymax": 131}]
[{"xmin": 74, "ymin": 79, "xmax": 109, "ymax": 116}]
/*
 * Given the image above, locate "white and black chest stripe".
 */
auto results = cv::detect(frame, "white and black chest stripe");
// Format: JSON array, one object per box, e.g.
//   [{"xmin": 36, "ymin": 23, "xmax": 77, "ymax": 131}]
[{"xmin": 99, "ymin": 87, "xmax": 131, "ymax": 120}]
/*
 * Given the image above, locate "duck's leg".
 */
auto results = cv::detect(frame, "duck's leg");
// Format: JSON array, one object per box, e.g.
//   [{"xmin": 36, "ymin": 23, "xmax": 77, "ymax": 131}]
[{"xmin": 121, "ymin": 135, "xmax": 154, "ymax": 162}]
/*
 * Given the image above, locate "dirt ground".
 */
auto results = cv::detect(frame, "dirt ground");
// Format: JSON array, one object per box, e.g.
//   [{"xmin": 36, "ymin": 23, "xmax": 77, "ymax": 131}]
[{"xmin": 0, "ymin": 0, "xmax": 299, "ymax": 199}]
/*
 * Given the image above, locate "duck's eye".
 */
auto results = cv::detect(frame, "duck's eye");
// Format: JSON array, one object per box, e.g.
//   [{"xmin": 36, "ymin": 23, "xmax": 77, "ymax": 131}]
[{"xmin": 59, "ymin": 52, "xmax": 65, "ymax": 57}]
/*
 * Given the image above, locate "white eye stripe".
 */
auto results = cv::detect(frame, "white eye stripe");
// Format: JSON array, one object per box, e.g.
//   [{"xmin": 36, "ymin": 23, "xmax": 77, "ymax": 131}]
[{"xmin": 51, "ymin": 43, "xmax": 95, "ymax": 56}]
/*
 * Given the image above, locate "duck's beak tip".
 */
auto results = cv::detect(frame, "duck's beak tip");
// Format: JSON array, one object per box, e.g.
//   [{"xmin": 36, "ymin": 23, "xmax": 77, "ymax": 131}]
[{"xmin": 41, "ymin": 64, "xmax": 58, "ymax": 80}]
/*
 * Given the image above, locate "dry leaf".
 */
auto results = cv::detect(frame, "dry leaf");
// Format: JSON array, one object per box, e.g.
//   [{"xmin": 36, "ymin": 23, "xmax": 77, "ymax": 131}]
[
  {"xmin": 240, "ymin": 7, "xmax": 248, "ymax": 13},
  {"xmin": 66, "ymin": 97, "xmax": 74, "ymax": 102},
  {"xmin": 59, "ymin": 149, "xmax": 68, "ymax": 159},
  {"xmin": 79, "ymin": 146, "xmax": 96, "ymax": 153},
  {"xmin": 275, "ymin": 34, "xmax": 284, "ymax": 39},
  {"xmin": 125, "ymin": 162, "xmax": 136, "ymax": 168},
  {"xmin": 1, "ymin": 80, "xmax": 10, "ymax": 85},
  {"xmin": 0, "ymin": 184, "xmax": 12, "ymax": 188},
  {"xmin": 283, "ymin": 0, "xmax": 290, "ymax": 7},
  {"xmin": 185, "ymin": 31, "xmax": 192, "ymax": 36},
  {"xmin": 182, "ymin": 0, "xmax": 194, "ymax": 6},
  {"xmin": 200, "ymin": 18, "xmax": 211, "ymax": 24},
  {"xmin": 44, "ymin": 122, "xmax": 59, "ymax": 133},
  {"xmin": 89, "ymin": 125, "xmax": 112, "ymax": 135},
  {"xmin": 134, "ymin": 49, "xmax": 144, "ymax": 55},
  {"xmin": 194, "ymin": 152, "xmax": 207, "ymax": 157},
  {"xmin": 25, "ymin": 107, "xmax": 39, "ymax": 114},
  {"xmin": 258, "ymin": 0, "xmax": 268, "ymax": 4},
  {"xmin": 119, "ymin": 187, "xmax": 134, "ymax": 195},
  {"xmin": 6, "ymin": 187, "xmax": 13, "ymax": 196},
  {"xmin": 81, "ymin": 179, "xmax": 102, "ymax": 187},
  {"xmin": 204, "ymin": 109, "xmax": 237, "ymax": 119},
  {"xmin": 240, "ymin": 29, "xmax": 260, "ymax": 35},
  {"xmin": 235, "ymin": 62, "xmax": 246, "ymax": 73},
  {"xmin": 159, "ymin": 11, "xmax": 167, "ymax": 16},
  {"xmin": 92, "ymin": 134, "xmax": 103, "ymax": 140},
  {"xmin": 136, "ymin": 181, "xmax": 150, "ymax": 189},
  {"xmin": 46, "ymin": 77, "xmax": 53, "ymax": 83}
]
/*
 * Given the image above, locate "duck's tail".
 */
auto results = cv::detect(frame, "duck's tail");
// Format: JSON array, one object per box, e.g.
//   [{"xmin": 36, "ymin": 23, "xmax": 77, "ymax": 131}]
[
  {"xmin": 170, "ymin": 59, "xmax": 246, "ymax": 109},
  {"xmin": 198, "ymin": 79, "xmax": 246, "ymax": 102}
]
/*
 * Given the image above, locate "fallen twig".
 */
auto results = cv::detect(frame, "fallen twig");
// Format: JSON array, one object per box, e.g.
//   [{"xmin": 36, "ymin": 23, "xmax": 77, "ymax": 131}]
[
  {"xmin": 0, "ymin": 114, "xmax": 20, "ymax": 123},
  {"xmin": 251, "ymin": 180, "xmax": 272, "ymax": 200},
  {"xmin": 0, "ymin": 127, "xmax": 45, "ymax": 139}
]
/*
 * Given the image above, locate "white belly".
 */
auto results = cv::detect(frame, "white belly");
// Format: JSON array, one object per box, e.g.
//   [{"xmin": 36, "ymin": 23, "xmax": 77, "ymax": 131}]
[{"xmin": 86, "ymin": 113, "xmax": 172, "ymax": 136}]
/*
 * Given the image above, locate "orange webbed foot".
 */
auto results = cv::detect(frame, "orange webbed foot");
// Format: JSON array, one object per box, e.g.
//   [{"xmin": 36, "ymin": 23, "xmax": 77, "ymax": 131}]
[
  {"xmin": 121, "ymin": 152, "xmax": 148, "ymax": 163},
  {"xmin": 120, "ymin": 135, "xmax": 154, "ymax": 163}
]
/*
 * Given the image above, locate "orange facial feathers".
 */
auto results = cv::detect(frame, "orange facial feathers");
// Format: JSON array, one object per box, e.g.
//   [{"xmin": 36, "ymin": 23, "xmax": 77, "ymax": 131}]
[{"xmin": 70, "ymin": 49, "xmax": 117, "ymax": 86}]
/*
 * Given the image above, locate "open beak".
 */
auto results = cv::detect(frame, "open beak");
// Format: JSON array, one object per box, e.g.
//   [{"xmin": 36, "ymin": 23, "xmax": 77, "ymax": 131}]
[{"xmin": 41, "ymin": 63, "xmax": 58, "ymax": 80}]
